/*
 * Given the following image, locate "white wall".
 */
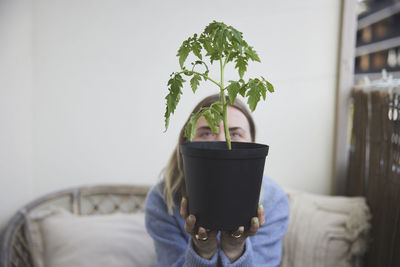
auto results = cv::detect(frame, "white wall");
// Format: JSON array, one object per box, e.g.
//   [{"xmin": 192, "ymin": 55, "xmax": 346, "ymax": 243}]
[
  {"xmin": 0, "ymin": 0, "xmax": 33, "ymax": 230},
  {"xmin": 1, "ymin": 0, "xmax": 341, "ymax": 229}
]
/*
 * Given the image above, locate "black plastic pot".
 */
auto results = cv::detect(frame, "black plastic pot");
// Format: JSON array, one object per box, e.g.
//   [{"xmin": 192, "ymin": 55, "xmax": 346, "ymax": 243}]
[{"xmin": 180, "ymin": 141, "xmax": 269, "ymax": 231}]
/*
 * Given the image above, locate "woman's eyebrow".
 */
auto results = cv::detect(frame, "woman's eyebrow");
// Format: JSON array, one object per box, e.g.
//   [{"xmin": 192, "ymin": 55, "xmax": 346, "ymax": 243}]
[
  {"xmin": 196, "ymin": 126, "xmax": 211, "ymax": 131},
  {"xmin": 229, "ymin": 127, "xmax": 245, "ymax": 132}
]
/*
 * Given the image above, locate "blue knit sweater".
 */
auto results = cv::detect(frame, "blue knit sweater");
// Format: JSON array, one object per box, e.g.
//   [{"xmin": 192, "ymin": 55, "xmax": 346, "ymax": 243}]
[{"xmin": 145, "ymin": 176, "xmax": 289, "ymax": 267}]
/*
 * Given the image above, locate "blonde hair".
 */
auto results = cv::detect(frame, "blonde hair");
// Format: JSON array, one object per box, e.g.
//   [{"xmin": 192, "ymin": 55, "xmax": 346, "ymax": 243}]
[{"xmin": 162, "ymin": 94, "xmax": 256, "ymax": 214}]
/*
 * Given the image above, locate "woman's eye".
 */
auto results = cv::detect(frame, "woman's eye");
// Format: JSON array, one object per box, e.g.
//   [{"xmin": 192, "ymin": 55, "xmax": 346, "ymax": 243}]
[
  {"xmin": 201, "ymin": 132, "xmax": 213, "ymax": 137},
  {"xmin": 231, "ymin": 132, "xmax": 241, "ymax": 138}
]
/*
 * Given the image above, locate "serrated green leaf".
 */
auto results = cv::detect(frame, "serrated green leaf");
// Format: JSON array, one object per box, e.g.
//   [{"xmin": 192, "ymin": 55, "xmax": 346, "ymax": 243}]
[
  {"xmin": 190, "ymin": 74, "xmax": 201, "ymax": 93},
  {"xmin": 215, "ymin": 28, "xmax": 227, "ymax": 52},
  {"xmin": 201, "ymin": 36, "xmax": 214, "ymax": 53},
  {"xmin": 239, "ymin": 82, "xmax": 247, "ymax": 97},
  {"xmin": 262, "ymin": 76, "xmax": 274, "ymax": 92},
  {"xmin": 177, "ymin": 43, "xmax": 190, "ymax": 69},
  {"xmin": 203, "ymin": 109, "xmax": 218, "ymax": 134},
  {"xmin": 202, "ymin": 38, "xmax": 220, "ymax": 63},
  {"xmin": 210, "ymin": 101, "xmax": 223, "ymax": 114},
  {"xmin": 259, "ymin": 81, "xmax": 267, "ymax": 100},
  {"xmin": 210, "ymin": 102, "xmax": 223, "ymax": 126},
  {"xmin": 192, "ymin": 41, "xmax": 202, "ymax": 60},
  {"xmin": 184, "ymin": 122, "xmax": 193, "ymax": 141},
  {"xmin": 226, "ymin": 30, "xmax": 233, "ymax": 44},
  {"xmin": 266, "ymin": 81, "xmax": 274, "ymax": 93},
  {"xmin": 189, "ymin": 116, "xmax": 198, "ymax": 140},
  {"xmin": 164, "ymin": 74, "xmax": 185, "ymax": 130},
  {"xmin": 212, "ymin": 112, "xmax": 222, "ymax": 127},
  {"xmin": 229, "ymin": 27, "xmax": 243, "ymax": 44},
  {"xmin": 235, "ymin": 56, "xmax": 247, "ymax": 79},
  {"xmin": 202, "ymin": 22, "xmax": 227, "ymax": 62},
  {"xmin": 204, "ymin": 21, "xmax": 223, "ymax": 35},
  {"xmin": 226, "ymin": 51, "xmax": 238, "ymax": 64},
  {"xmin": 225, "ymin": 81, "xmax": 241, "ymax": 104},
  {"xmin": 245, "ymin": 46, "xmax": 261, "ymax": 62},
  {"xmin": 246, "ymin": 79, "xmax": 266, "ymax": 111},
  {"xmin": 184, "ymin": 112, "xmax": 201, "ymax": 141},
  {"xmin": 164, "ymin": 107, "xmax": 170, "ymax": 131}
]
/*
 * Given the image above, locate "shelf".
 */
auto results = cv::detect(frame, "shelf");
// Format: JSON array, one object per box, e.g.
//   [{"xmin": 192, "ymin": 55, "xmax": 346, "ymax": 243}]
[
  {"xmin": 357, "ymin": 1, "xmax": 400, "ymax": 29},
  {"xmin": 354, "ymin": 70, "xmax": 400, "ymax": 81},
  {"xmin": 355, "ymin": 36, "xmax": 400, "ymax": 56}
]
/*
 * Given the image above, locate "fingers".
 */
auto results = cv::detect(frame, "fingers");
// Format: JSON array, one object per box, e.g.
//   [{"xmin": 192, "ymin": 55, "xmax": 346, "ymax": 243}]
[
  {"xmin": 184, "ymin": 214, "xmax": 196, "ymax": 234},
  {"xmin": 181, "ymin": 197, "xmax": 198, "ymax": 235},
  {"xmin": 181, "ymin": 197, "xmax": 265, "ymax": 238},
  {"xmin": 231, "ymin": 226, "xmax": 244, "ymax": 239},
  {"xmin": 247, "ymin": 217, "xmax": 260, "ymax": 236},
  {"xmin": 194, "ymin": 228, "xmax": 218, "ymax": 243},
  {"xmin": 257, "ymin": 204, "xmax": 265, "ymax": 226},
  {"xmin": 245, "ymin": 204, "xmax": 264, "ymax": 236},
  {"xmin": 181, "ymin": 198, "xmax": 215, "ymax": 240},
  {"xmin": 180, "ymin": 197, "xmax": 188, "ymax": 220},
  {"xmin": 220, "ymin": 226, "xmax": 245, "ymax": 240},
  {"xmin": 196, "ymin": 227, "xmax": 208, "ymax": 240},
  {"xmin": 192, "ymin": 227, "xmax": 218, "ymax": 259}
]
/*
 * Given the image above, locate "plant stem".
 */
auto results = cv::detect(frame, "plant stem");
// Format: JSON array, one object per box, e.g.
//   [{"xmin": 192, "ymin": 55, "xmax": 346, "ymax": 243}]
[
  {"xmin": 223, "ymin": 51, "xmax": 231, "ymax": 68},
  {"xmin": 220, "ymin": 59, "xmax": 231, "ymax": 150},
  {"xmin": 178, "ymin": 70, "xmax": 220, "ymax": 88}
]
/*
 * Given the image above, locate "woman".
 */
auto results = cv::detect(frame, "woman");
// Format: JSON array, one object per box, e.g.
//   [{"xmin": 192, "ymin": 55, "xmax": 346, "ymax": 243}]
[{"xmin": 145, "ymin": 94, "xmax": 289, "ymax": 266}]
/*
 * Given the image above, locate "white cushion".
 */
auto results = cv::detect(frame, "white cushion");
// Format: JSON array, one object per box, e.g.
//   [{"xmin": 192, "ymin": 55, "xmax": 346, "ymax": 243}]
[
  {"xmin": 280, "ymin": 188, "xmax": 371, "ymax": 267},
  {"xmin": 27, "ymin": 208, "xmax": 156, "ymax": 267}
]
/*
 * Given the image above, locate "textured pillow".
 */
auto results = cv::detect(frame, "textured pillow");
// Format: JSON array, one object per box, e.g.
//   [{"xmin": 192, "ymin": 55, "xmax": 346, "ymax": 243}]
[
  {"xmin": 27, "ymin": 208, "xmax": 156, "ymax": 267},
  {"xmin": 280, "ymin": 188, "xmax": 371, "ymax": 267}
]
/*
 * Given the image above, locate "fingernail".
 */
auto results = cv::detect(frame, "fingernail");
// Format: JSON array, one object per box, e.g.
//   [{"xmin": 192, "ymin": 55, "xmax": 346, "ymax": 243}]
[
  {"xmin": 181, "ymin": 197, "xmax": 185, "ymax": 204},
  {"xmin": 253, "ymin": 218, "xmax": 259, "ymax": 225},
  {"xmin": 188, "ymin": 215, "xmax": 193, "ymax": 223},
  {"xmin": 258, "ymin": 204, "xmax": 264, "ymax": 211}
]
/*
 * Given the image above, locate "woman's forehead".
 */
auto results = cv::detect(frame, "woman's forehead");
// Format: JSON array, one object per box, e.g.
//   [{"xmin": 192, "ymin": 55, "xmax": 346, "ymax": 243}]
[{"xmin": 226, "ymin": 106, "xmax": 250, "ymax": 128}]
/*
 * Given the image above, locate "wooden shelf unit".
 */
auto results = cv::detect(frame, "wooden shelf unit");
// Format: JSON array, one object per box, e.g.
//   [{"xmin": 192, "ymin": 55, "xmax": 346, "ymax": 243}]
[{"xmin": 355, "ymin": 0, "xmax": 400, "ymax": 76}]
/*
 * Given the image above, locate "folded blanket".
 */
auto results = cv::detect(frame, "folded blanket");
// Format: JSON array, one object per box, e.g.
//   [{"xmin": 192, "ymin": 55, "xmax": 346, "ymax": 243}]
[{"xmin": 280, "ymin": 189, "xmax": 371, "ymax": 267}]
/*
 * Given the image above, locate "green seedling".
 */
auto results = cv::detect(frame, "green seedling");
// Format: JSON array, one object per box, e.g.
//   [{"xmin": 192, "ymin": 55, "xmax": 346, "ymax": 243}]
[{"xmin": 164, "ymin": 21, "xmax": 274, "ymax": 150}]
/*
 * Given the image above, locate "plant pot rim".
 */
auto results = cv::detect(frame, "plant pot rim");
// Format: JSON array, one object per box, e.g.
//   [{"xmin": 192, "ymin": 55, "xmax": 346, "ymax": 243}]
[{"xmin": 180, "ymin": 141, "xmax": 269, "ymax": 160}]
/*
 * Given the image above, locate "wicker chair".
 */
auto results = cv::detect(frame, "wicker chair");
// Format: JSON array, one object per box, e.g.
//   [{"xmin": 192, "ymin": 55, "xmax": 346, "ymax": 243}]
[
  {"xmin": 0, "ymin": 185, "xmax": 150, "ymax": 267},
  {"xmin": 1, "ymin": 184, "xmax": 371, "ymax": 267}
]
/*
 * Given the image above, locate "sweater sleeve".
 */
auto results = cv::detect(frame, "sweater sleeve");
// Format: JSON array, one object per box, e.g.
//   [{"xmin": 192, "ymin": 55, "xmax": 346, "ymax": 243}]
[
  {"xmin": 145, "ymin": 184, "xmax": 219, "ymax": 267},
  {"xmin": 218, "ymin": 177, "xmax": 290, "ymax": 267}
]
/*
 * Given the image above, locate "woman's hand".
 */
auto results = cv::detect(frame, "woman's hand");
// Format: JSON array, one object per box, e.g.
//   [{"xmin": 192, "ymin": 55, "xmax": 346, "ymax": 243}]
[
  {"xmin": 220, "ymin": 204, "xmax": 265, "ymax": 263},
  {"xmin": 180, "ymin": 197, "xmax": 218, "ymax": 260}
]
